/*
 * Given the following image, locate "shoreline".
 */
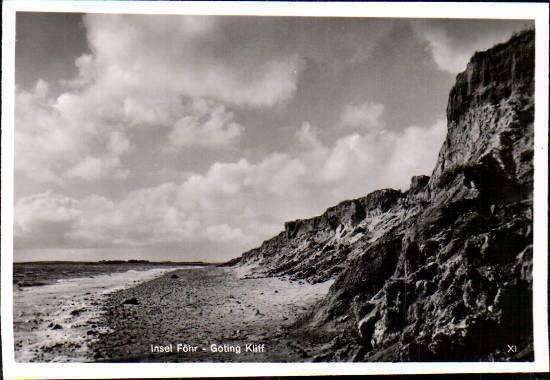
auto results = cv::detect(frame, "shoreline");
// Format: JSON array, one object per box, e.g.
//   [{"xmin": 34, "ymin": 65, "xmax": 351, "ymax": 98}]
[
  {"xmin": 13, "ymin": 266, "xmax": 185, "ymax": 362},
  {"xmin": 92, "ymin": 266, "xmax": 334, "ymax": 362}
]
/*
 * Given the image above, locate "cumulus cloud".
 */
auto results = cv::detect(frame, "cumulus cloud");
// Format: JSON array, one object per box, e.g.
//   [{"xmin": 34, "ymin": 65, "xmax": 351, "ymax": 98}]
[
  {"xmin": 15, "ymin": 191, "xmax": 81, "ymax": 232},
  {"xmin": 15, "ymin": 81, "xmax": 89, "ymax": 184},
  {"xmin": 205, "ymin": 224, "xmax": 250, "ymax": 244},
  {"xmin": 15, "ymin": 191, "xmax": 82, "ymax": 247},
  {"xmin": 339, "ymin": 102, "xmax": 385, "ymax": 129},
  {"xmin": 15, "ymin": 81, "xmax": 133, "ymax": 183},
  {"xmin": 17, "ymin": 14, "xmax": 309, "ymax": 185},
  {"xmin": 81, "ymin": 14, "xmax": 303, "ymax": 108},
  {"xmin": 295, "ymin": 122, "xmax": 322, "ymax": 147},
  {"xmin": 386, "ymin": 120, "xmax": 447, "ymax": 181},
  {"xmin": 167, "ymin": 99, "xmax": 244, "ymax": 150},
  {"xmin": 320, "ymin": 119, "xmax": 446, "ymax": 193},
  {"xmin": 15, "ymin": 117, "xmax": 446, "ymax": 257},
  {"xmin": 66, "ymin": 156, "xmax": 129, "ymax": 181}
]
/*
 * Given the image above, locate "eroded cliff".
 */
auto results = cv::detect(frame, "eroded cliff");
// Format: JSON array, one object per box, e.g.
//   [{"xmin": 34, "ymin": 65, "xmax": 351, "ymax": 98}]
[{"xmin": 227, "ymin": 29, "xmax": 535, "ymax": 361}]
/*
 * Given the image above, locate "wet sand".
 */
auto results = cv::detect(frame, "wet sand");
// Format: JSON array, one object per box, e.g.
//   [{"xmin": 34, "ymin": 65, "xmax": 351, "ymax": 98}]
[{"xmin": 92, "ymin": 266, "xmax": 333, "ymax": 362}]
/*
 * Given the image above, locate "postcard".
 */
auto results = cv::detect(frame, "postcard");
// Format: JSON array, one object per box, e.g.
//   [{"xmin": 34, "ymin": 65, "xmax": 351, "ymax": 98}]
[{"xmin": 1, "ymin": 1, "xmax": 549, "ymax": 378}]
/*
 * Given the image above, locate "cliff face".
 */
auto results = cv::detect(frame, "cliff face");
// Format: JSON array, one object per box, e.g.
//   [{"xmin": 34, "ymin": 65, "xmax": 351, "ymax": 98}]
[
  {"xmin": 226, "ymin": 188, "xmax": 406, "ymax": 283},
  {"xmin": 228, "ymin": 30, "xmax": 535, "ymax": 361}
]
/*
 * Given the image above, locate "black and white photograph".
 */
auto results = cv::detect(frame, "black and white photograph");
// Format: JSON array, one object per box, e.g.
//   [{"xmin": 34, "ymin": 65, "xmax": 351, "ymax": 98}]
[{"xmin": 1, "ymin": 1, "xmax": 549, "ymax": 378}]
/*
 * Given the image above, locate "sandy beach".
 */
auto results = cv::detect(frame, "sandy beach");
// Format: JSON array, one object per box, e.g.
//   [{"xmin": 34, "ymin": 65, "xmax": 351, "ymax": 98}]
[{"xmin": 91, "ymin": 267, "xmax": 333, "ymax": 362}]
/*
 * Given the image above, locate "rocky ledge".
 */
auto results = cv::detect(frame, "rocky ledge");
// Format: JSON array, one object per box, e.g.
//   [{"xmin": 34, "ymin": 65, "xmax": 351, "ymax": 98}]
[{"xmin": 226, "ymin": 29, "xmax": 535, "ymax": 361}]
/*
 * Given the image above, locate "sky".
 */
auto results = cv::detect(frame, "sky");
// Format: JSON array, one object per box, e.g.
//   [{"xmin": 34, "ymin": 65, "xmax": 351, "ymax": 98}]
[{"xmin": 13, "ymin": 12, "xmax": 532, "ymax": 262}]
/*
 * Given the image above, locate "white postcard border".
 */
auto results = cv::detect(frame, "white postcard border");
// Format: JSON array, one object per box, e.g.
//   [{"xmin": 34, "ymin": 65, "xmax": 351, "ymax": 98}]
[{"xmin": 2, "ymin": 1, "xmax": 549, "ymax": 378}]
